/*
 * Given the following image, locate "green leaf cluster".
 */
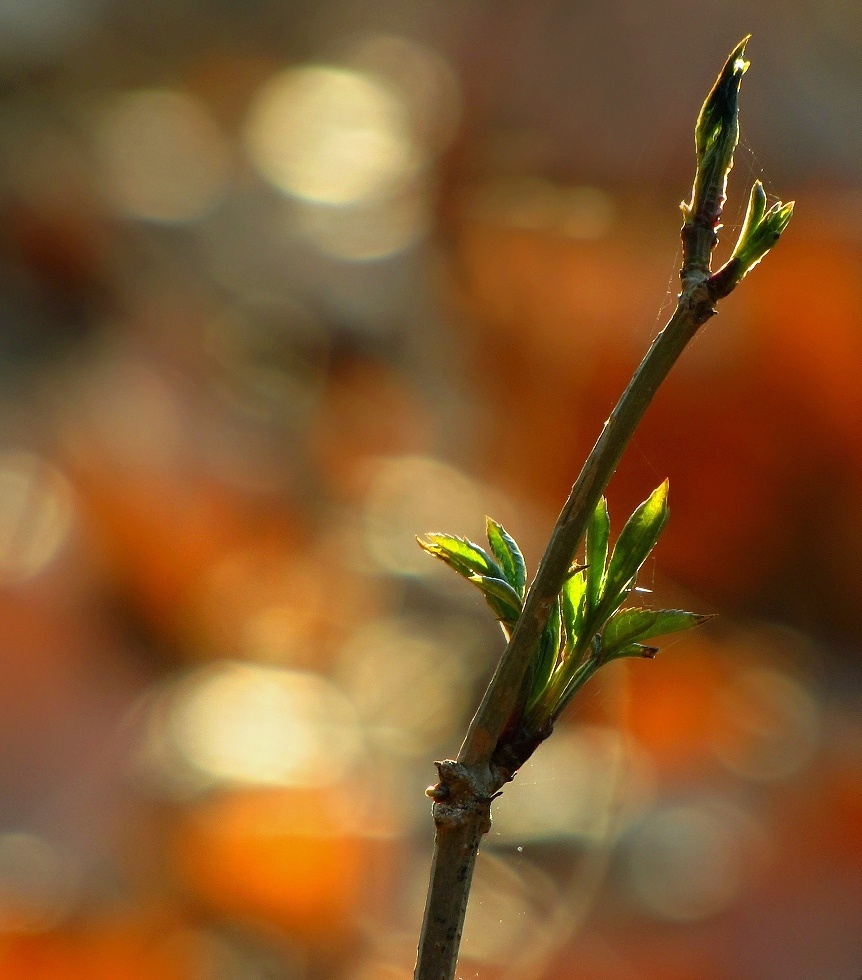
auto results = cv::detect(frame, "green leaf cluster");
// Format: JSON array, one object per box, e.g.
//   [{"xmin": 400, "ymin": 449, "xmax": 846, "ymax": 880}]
[
  {"xmin": 418, "ymin": 482, "xmax": 712, "ymax": 766},
  {"xmin": 417, "ymin": 518, "xmax": 526, "ymax": 636}
]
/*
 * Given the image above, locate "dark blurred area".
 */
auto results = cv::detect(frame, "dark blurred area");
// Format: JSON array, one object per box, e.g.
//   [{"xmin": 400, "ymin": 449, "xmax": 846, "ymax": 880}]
[{"xmin": 0, "ymin": 1, "xmax": 859, "ymax": 978}]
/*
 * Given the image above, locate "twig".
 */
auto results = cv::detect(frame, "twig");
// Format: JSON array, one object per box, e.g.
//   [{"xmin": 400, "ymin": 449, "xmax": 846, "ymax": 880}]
[
  {"xmin": 412, "ymin": 762, "xmax": 493, "ymax": 980},
  {"xmin": 456, "ymin": 287, "xmax": 714, "ymax": 775},
  {"xmin": 414, "ymin": 37, "xmax": 792, "ymax": 980}
]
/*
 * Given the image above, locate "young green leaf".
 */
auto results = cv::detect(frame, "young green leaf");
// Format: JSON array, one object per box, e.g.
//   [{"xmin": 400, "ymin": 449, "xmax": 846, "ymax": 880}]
[
  {"xmin": 417, "ymin": 533, "xmax": 504, "ymax": 580},
  {"xmin": 585, "ymin": 497, "xmax": 610, "ymax": 615},
  {"xmin": 604, "ymin": 642, "xmax": 660, "ymax": 662},
  {"xmin": 561, "ymin": 569, "xmax": 587, "ymax": 649},
  {"xmin": 468, "ymin": 574, "xmax": 523, "ymax": 628},
  {"xmin": 602, "ymin": 607, "xmax": 712, "ymax": 656},
  {"xmin": 602, "ymin": 481, "xmax": 670, "ymax": 608},
  {"xmin": 528, "ymin": 595, "xmax": 561, "ymax": 707},
  {"xmin": 486, "ymin": 518, "xmax": 527, "ymax": 598}
]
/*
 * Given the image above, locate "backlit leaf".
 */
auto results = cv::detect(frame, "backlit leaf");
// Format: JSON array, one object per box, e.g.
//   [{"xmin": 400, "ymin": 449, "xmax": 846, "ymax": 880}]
[
  {"xmin": 602, "ymin": 481, "xmax": 669, "ymax": 607},
  {"xmin": 585, "ymin": 497, "xmax": 610, "ymax": 615},
  {"xmin": 417, "ymin": 533, "xmax": 503, "ymax": 580},
  {"xmin": 529, "ymin": 596, "xmax": 561, "ymax": 706},
  {"xmin": 486, "ymin": 518, "xmax": 527, "ymax": 598},
  {"xmin": 468, "ymin": 573, "xmax": 523, "ymax": 627},
  {"xmin": 561, "ymin": 569, "xmax": 587, "ymax": 648},
  {"xmin": 602, "ymin": 607, "xmax": 711, "ymax": 656}
]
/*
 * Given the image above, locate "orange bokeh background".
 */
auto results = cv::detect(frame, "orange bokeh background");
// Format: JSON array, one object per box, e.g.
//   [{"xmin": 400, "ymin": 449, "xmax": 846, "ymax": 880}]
[{"xmin": 0, "ymin": 4, "xmax": 859, "ymax": 979}]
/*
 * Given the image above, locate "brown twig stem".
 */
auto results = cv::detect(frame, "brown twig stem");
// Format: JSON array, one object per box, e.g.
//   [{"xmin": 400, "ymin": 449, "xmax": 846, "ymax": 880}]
[
  {"xmin": 413, "ymin": 762, "xmax": 493, "ymax": 980},
  {"xmin": 456, "ymin": 279, "xmax": 716, "ymax": 776},
  {"xmin": 413, "ymin": 276, "xmax": 718, "ymax": 980}
]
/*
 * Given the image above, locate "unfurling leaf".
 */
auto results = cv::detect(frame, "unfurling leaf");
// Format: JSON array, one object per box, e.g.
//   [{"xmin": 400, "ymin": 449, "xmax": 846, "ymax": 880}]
[
  {"xmin": 602, "ymin": 481, "xmax": 670, "ymax": 608},
  {"xmin": 602, "ymin": 607, "xmax": 712, "ymax": 657},
  {"xmin": 528, "ymin": 596, "xmax": 561, "ymax": 707},
  {"xmin": 417, "ymin": 533, "xmax": 503, "ymax": 580},
  {"xmin": 561, "ymin": 569, "xmax": 587, "ymax": 648},
  {"xmin": 585, "ymin": 497, "xmax": 610, "ymax": 616},
  {"xmin": 418, "ymin": 532, "xmax": 523, "ymax": 629},
  {"xmin": 467, "ymin": 574, "xmax": 523, "ymax": 629},
  {"xmin": 683, "ymin": 36, "xmax": 749, "ymax": 233},
  {"xmin": 710, "ymin": 180, "xmax": 794, "ymax": 296},
  {"xmin": 486, "ymin": 518, "xmax": 527, "ymax": 598}
]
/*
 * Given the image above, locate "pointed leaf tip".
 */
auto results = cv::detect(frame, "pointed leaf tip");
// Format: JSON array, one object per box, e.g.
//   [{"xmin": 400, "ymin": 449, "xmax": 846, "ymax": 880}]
[
  {"xmin": 585, "ymin": 497, "xmax": 610, "ymax": 617},
  {"xmin": 697, "ymin": 38, "xmax": 749, "ymax": 147},
  {"xmin": 684, "ymin": 38, "xmax": 751, "ymax": 263},
  {"xmin": 418, "ymin": 531, "xmax": 505, "ymax": 580},
  {"xmin": 602, "ymin": 607, "xmax": 712, "ymax": 656},
  {"xmin": 601, "ymin": 482, "xmax": 670, "ymax": 610},
  {"xmin": 486, "ymin": 517, "xmax": 527, "ymax": 598},
  {"xmin": 719, "ymin": 37, "xmax": 750, "ymax": 91},
  {"xmin": 729, "ymin": 35, "xmax": 751, "ymax": 68}
]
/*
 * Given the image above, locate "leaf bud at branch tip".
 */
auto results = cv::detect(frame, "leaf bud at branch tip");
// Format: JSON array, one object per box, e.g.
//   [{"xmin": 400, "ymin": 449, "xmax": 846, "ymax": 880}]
[{"xmin": 681, "ymin": 36, "xmax": 750, "ymax": 284}]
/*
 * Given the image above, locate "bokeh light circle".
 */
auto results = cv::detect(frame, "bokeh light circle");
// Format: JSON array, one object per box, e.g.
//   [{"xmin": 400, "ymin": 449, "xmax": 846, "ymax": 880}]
[
  {"xmin": 623, "ymin": 800, "xmax": 759, "ymax": 922},
  {"xmin": 160, "ymin": 663, "xmax": 364, "ymax": 790},
  {"xmin": 95, "ymin": 89, "xmax": 230, "ymax": 223},
  {"xmin": 0, "ymin": 451, "xmax": 74, "ymax": 583},
  {"xmin": 244, "ymin": 65, "xmax": 417, "ymax": 206}
]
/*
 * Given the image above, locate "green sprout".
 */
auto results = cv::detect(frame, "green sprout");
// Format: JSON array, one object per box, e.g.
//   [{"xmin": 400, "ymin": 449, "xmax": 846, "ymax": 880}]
[
  {"xmin": 419, "ymin": 481, "xmax": 713, "ymax": 775},
  {"xmin": 683, "ymin": 36, "xmax": 749, "ymax": 235},
  {"xmin": 710, "ymin": 179, "xmax": 796, "ymax": 296}
]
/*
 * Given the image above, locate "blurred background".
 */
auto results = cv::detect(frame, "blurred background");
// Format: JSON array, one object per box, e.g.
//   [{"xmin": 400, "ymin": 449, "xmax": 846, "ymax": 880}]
[{"xmin": 0, "ymin": 1, "xmax": 859, "ymax": 978}]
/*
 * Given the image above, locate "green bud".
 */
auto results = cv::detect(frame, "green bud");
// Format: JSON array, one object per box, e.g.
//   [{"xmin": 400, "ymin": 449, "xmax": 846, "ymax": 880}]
[
  {"xmin": 738, "ymin": 178, "xmax": 768, "ymax": 240},
  {"xmin": 731, "ymin": 188, "xmax": 794, "ymax": 274},
  {"xmin": 709, "ymin": 181, "xmax": 795, "ymax": 297},
  {"xmin": 681, "ymin": 37, "xmax": 750, "ymax": 278},
  {"xmin": 686, "ymin": 36, "xmax": 749, "ymax": 227}
]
